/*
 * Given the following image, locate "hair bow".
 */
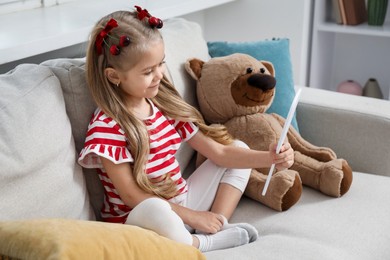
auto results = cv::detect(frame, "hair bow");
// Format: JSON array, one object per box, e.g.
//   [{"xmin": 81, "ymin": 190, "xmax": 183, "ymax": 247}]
[
  {"xmin": 134, "ymin": 5, "xmax": 163, "ymax": 29},
  {"xmin": 95, "ymin": 18, "xmax": 119, "ymax": 55}
]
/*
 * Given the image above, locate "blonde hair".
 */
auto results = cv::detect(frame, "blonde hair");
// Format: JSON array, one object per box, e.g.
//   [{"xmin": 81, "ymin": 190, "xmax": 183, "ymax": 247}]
[{"xmin": 86, "ymin": 10, "xmax": 233, "ymax": 199}]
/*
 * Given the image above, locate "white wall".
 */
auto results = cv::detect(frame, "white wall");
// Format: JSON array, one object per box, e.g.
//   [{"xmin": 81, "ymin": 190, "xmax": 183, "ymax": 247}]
[{"xmin": 182, "ymin": 0, "xmax": 312, "ymax": 86}]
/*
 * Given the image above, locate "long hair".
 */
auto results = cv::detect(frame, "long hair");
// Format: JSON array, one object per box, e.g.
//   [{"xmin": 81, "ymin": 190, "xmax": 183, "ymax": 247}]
[{"xmin": 86, "ymin": 10, "xmax": 233, "ymax": 199}]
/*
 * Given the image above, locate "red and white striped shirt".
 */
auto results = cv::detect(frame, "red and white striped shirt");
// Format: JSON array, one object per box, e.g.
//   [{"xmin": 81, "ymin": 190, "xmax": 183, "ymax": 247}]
[{"xmin": 78, "ymin": 100, "xmax": 198, "ymax": 223}]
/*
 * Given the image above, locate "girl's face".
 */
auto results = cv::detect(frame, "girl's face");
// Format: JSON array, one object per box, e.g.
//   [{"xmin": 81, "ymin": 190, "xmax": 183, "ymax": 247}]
[{"xmin": 109, "ymin": 40, "xmax": 166, "ymax": 104}]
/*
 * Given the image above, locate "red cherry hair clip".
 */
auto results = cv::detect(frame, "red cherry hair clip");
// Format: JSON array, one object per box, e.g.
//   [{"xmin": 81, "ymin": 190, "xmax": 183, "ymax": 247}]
[
  {"xmin": 95, "ymin": 18, "xmax": 117, "ymax": 55},
  {"xmin": 95, "ymin": 18, "xmax": 131, "ymax": 56},
  {"xmin": 134, "ymin": 5, "xmax": 163, "ymax": 29}
]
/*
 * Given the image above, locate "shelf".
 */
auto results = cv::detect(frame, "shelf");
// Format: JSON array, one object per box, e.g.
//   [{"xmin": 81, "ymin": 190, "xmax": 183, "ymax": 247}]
[
  {"xmin": 309, "ymin": 0, "xmax": 390, "ymax": 100},
  {"xmin": 0, "ymin": 0, "xmax": 236, "ymax": 65},
  {"xmin": 317, "ymin": 21, "xmax": 390, "ymax": 37}
]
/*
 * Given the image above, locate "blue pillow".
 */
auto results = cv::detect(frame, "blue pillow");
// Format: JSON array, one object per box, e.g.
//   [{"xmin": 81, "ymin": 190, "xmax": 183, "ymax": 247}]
[{"xmin": 207, "ymin": 38, "xmax": 298, "ymax": 131}]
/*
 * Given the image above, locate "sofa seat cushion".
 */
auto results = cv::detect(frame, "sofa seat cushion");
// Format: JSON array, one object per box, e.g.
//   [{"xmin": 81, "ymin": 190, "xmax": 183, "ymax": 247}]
[
  {"xmin": 0, "ymin": 219, "xmax": 205, "ymax": 260},
  {"xmin": 204, "ymin": 172, "xmax": 390, "ymax": 259},
  {"xmin": 0, "ymin": 64, "xmax": 93, "ymax": 220}
]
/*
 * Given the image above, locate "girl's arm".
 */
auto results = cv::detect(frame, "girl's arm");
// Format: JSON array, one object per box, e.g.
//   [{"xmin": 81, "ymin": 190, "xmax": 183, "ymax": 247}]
[
  {"xmin": 100, "ymin": 156, "xmax": 223, "ymax": 233},
  {"xmin": 100, "ymin": 157, "xmax": 154, "ymax": 208},
  {"xmin": 187, "ymin": 131, "xmax": 294, "ymax": 170}
]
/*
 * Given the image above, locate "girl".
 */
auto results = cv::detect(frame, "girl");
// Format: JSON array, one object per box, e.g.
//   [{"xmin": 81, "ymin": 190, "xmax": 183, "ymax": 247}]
[{"xmin": 78, "ymin": 6, "xmax": 294, "ymax": 252}]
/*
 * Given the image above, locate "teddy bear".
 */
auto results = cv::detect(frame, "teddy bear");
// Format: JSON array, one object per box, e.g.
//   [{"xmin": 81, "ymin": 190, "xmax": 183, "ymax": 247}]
[{"xmin": 185, "ymin": 53, "xmax": 353, "ymax": 211}]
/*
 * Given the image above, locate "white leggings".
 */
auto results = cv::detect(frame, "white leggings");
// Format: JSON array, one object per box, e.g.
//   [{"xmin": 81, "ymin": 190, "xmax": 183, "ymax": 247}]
[{"xmin": 125, "ymin": 140, "xmax": 251, "ymax": 245}]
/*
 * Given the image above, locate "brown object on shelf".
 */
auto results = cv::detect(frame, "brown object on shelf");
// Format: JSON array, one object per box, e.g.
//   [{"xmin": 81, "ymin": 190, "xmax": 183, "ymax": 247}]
[
  {"xmin": 338, "ymin": 0, "xmax": 347, "ymax": 24},
  {"xmin": 343, "ymin": 0, "xmax": 367, "ymax": 25}
]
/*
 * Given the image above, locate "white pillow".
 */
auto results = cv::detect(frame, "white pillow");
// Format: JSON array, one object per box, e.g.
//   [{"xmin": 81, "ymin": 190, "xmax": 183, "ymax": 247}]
[
  {"xmin": 162, "ymin": 18, "xmax": 210, "ymax": 108},
  {"xmin": 0, "ymin": 64, "xmax": 94, "ymax": 220}
]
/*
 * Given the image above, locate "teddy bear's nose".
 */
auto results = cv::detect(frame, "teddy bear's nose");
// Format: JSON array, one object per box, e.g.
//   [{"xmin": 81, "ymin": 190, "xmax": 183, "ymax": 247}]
[{"xmin": 247, "ymin": 74, "xmax": 276, "ymax": 91}]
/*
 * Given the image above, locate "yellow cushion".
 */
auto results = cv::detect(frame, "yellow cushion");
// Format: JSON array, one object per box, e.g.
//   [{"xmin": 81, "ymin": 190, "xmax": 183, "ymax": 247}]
[{"xmin": 0, "ymin": 219, "xmax": 205, "ymax": 260}]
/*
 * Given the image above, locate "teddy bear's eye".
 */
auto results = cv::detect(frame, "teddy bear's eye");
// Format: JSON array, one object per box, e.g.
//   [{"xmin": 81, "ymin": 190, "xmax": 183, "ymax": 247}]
[
  {"xmin": 260, "ymin": 68, "xmax": 266, "ymax": 74},
  {"xmin": 246, "ymin": 68, "xmax": 253, "ymax": 74}
]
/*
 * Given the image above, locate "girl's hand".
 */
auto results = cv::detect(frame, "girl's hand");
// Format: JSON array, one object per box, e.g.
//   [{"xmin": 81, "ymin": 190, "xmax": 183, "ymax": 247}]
[
  {"xmin": 269, "ymin": 142, "xmax": 294, "ymax": 170},
  {"xmin": 189, "ymin": 211, "xmax": 224, "ymax": 234}
]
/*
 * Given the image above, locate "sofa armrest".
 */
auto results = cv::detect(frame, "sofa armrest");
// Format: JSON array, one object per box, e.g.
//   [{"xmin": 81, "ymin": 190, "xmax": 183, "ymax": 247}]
[{"xmin": 295, "ymin": 86, "xmax": 390, "ymax": 177}]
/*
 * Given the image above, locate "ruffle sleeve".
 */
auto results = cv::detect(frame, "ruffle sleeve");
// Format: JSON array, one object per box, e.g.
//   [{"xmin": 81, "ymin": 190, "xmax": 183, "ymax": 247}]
[
  {"xmin": 78, "ymin": 143, "xmax": 133, "ymax": 169},
  {"xmin": 78, "ymin": 108, "xmax": 134, "ymax": 168},
  {"xmin": 173, "ymin": 121, "xmax": 199, "ymax": 142}
]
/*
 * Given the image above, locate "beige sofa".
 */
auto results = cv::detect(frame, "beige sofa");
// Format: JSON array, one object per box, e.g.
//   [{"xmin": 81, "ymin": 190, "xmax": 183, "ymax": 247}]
[{"xmin": 1, "ymin": 18, "xmax": 390, "ymax": 260}]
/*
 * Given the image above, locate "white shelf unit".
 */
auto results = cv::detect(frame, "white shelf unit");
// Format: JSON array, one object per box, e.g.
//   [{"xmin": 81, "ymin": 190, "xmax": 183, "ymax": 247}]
[{"xmin": 309, "ymin": 0, "xmax": 390, "ymax": 99}]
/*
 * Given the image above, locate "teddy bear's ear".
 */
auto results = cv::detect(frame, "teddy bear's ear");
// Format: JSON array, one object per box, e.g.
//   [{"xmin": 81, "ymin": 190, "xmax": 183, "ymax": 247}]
[
  {"xmin": 185, "ymin": 58, "xmax": 205, "ymax": 80},
  {"xmin": 260, "ymin": 60, "xmax": 275, "ymax": 77}
]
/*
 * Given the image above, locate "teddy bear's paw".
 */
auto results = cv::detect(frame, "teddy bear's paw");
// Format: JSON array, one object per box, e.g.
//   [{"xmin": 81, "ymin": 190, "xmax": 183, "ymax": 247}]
[
  {"xmin": 340, "ymin": 159, "xmax": 353, "ymax": 196},
  {"xmin": 281, "ymin": 172, "xmax": 303, "ymax": 211},
  {"xmin": 321, "ymin": 159, "xmax": 353, "ymax": 197},
  {"xmin": 244, "ymin": 170, "xmax": 302, "ymax": 211}
]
